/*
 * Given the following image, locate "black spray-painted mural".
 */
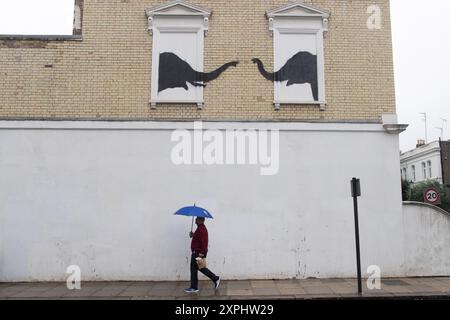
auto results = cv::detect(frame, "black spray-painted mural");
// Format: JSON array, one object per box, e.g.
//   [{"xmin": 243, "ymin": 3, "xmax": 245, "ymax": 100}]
[
  {"xmin": 158, "ymin": 52, "xmax": 239, "ymax": 93},
  {"xmin": 252, "ymin": 51, "xmax": 318, "ymax": 101}
]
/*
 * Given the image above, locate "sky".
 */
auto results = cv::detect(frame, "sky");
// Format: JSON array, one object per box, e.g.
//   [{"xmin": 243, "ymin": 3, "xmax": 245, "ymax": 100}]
[
  {"xmin": 390, "ymin": 0, "xmax": 450, "ymax": 152},
  {"xmin": 0, "ymin": 0, "xmax": 449, "ymax": 153}
]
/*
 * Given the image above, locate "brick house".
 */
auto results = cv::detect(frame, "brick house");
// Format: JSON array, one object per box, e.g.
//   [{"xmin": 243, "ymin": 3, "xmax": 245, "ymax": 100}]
[
  {"xmin": 401, "ymin": 140, "xmax": 450, "ymax": 196},
  {"xmin": 0, "ymin": 1, "xmax": 416, "ymax": 281}
]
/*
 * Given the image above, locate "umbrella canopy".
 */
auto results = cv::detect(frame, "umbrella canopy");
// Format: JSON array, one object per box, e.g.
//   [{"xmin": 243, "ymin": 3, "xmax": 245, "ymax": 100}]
[
  {"xmin": 174, "ymin": 204, "xmax": 214, "ymax": 219},
  {"xmin": 174, "ymin": 204, "xmax": 214, "ymax": 233}
]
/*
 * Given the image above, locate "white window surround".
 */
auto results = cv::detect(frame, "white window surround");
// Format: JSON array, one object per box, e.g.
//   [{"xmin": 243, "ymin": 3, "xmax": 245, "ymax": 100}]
[
  {"xmin": 427, "ymin": 160, "xmax": 432, "ymax": 179},
  {"xmin": 145, "ymin": 1, "xmax": 211, "ymax": 109},
  {"xmin": 422, "ymin": 162, "xmax": 427, "ymax": 179},
  {"xmin": 266, "ymin": 2, "xmax": 330, "ymax": 111}
]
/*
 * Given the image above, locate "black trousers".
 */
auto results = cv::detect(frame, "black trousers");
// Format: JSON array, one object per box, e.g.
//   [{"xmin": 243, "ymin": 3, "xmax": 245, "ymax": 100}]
[{"xmin": 190, "ymin": 252, "xmax": 218, "ymax": 290}]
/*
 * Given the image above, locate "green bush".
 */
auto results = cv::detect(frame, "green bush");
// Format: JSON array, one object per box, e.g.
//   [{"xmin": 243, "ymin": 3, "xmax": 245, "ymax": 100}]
[
  {"xmin": 408, "ymin": 180, "xmax": 450, "ymax": 212},
  {"xmin": 401, "ymin": 179, "xmax": 411, "ymax": 201}
]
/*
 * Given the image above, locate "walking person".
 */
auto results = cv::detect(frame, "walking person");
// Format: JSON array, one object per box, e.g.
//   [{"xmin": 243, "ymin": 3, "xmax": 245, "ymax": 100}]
[{"xmin": 184, "ymin": 217, "xmax": 220, "ymax": 293}]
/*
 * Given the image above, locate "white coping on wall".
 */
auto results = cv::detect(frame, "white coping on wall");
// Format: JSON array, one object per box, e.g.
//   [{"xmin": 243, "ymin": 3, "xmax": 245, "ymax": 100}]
[
  {"xmin": 0, "ymin": 121, "xmax": 387, "ymax": 132},
  {"xmin": 403, "ymin": 201, "xmax": 450, "ymax": 217}
]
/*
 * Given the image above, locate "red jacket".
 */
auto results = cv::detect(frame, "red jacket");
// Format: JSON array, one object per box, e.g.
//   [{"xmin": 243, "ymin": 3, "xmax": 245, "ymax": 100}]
[{"xmin": 191, "ymin": 224, "xmax": 208, "ymax": 255}]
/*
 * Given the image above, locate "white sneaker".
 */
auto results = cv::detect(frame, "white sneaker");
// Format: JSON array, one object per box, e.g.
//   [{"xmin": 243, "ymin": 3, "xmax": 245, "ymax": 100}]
[
  {"xmin": 184, "ymin": 288, "xmax": 199, "ymax": 293},
  {"xmin": 214, "ymin": 277, "xmax": 221, "ymax": 290}
]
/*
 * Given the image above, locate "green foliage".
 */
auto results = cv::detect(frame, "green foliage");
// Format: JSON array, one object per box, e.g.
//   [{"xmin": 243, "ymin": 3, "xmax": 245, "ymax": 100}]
[
  {"xmin": 401, "ymin": 179, "xmax": 411, "ymax": 201},
  {"xmin": 407, "ymin": 180, "xmax": 450, "ymax": 212}
]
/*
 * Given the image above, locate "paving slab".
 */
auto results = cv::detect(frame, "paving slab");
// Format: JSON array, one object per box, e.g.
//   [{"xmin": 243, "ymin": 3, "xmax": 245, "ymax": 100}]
[
  {"xmin": 361, "ymin": 290, "xmax": 395, "ymax": 297},
  {"xmin": 227, "ymin": 281, "xmax": 252, "ymax": 290},
  {"xmin": 1, "ymin": 277, "xmax": 450, "ymax": 300},
  {"xmin": 329, "ymin": 285, "xmax": 360, "ymax": 295},
  {"xmin": 277, "ymin": 283, "xmax": 303, "ymax": 290},
  {"xmin": 251, "ymin": 280, "xmax": 276, "ymax": 288},
  {"xmin": 147, "ymin": 286, "xmax": 178, "ymax": 297},
  {"xmin": 320, "ymin": 279, "xmax": 348, "ymax": 284},
  {"xmin": 303, "ymin": 286, "xmax": 334, "ymax": 295},
  {"xmin": 9, "ymin": 284, "xmax": 59, "ymax": 298},
  {"xmin": 119, "ymin": 283, "xmax": 153, "ymax": 297},
  {"xmin": 90, "ymin": 284, "xmax": 131, "ymax": 297},
  {"xmin": 252, "ymin": 287, "xmax": 281, "ymax": 296},
  {"xmin": 278, "ymin": 288, "xmax": 307, "ymax": 295},
  {"xmin": 406, "ymin": 284, "xmax": 440, "ymax": 293},
  {"xmin": 382, "ymin": 285, "xmax": 414, "ymax": 294},
  {"xmin": 0, "ymin": 284, "xmax": 35, "ymax": 298},
  {"xmin": 64, "ymin": 284, "xmax": 108, "ymax": 297},
  {"xmin": 227, "ymin": 289, "xmax": 254, "ymax": 296},
  {"xmin": 34, "ymin": 285, "xmax": 72, "ymax": 298}
]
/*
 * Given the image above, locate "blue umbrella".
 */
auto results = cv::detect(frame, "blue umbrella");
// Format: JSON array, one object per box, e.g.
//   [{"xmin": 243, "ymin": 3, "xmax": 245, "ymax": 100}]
[{"xmin": 174, "ymin": 204, "xmax": 214, "ymax": 232}]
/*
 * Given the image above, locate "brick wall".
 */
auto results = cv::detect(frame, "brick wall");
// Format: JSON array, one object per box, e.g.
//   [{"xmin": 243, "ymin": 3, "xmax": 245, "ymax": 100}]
[{"xmin": 0, "ymin": 0, "xmax": 396, "ymax": 121}]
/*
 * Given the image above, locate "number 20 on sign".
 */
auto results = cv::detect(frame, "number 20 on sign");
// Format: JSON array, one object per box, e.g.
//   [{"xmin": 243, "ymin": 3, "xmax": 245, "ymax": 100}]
[{"xmin": 424, "ymin": 187, "xmax": 441, "ymax": 205}]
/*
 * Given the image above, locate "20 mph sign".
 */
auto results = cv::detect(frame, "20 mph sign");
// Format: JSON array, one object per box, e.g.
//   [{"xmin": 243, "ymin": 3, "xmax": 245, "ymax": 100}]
[{"xmin": 424, "ymin": 187, "xmax": 441, "ymax": 205}]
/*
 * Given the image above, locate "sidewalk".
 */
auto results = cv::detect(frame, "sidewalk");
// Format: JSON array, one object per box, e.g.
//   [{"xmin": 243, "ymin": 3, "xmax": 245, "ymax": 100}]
[{"xmin": 1, "ymin": 277, "xmax": 450, "ymax": 300}]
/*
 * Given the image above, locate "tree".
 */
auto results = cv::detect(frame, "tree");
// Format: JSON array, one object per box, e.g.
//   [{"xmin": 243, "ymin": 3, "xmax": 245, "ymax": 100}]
[
  {"xmin": 408, "ymin": 180, "xmax": 450, "ymax": 212},
  {"xmin": 401, "ymin": 179, "xmax": 411, "ymax": 201}
]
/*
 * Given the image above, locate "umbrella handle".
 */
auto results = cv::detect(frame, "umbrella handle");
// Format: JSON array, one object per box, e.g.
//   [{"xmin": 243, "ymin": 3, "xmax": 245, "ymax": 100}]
[{"xmin": 191, "ymin": 216, "xmax": 194, "ymax": 233}]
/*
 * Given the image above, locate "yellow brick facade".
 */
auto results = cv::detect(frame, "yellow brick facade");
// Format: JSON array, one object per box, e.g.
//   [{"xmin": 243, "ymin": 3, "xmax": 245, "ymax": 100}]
[{"xmin": 0, "ymin": 0, "xmax": 395, "ymax": 121}]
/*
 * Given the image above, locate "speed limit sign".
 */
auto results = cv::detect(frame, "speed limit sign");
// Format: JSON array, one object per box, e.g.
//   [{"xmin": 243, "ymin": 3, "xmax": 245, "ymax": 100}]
[{"xmin": 424, "ymin": 187, "xmax": 441, "ymax": 205}]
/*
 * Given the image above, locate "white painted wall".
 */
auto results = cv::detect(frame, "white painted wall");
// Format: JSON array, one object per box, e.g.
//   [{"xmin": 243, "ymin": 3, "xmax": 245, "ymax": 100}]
[
  {"xmin": 0, "ymin": 121, "xmax": 445, "ymax": 282},
  {"xmin": 402, "ymin": 202, "xmax": 450, "ymax": 277}
]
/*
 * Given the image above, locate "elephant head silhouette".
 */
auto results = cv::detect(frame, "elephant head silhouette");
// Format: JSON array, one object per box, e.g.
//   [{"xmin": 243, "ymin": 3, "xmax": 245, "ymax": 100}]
[
  {"xmin": 252, "ymin": 51, "xmax": 319, "ymax": 101},
  {"xmin": 158, "ymin": 52, "xmax": 239, "ymax": 93}
]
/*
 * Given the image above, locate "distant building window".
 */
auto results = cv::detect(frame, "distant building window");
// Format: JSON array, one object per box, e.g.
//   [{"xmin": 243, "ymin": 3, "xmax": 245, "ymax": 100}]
[
  {"xmin": 402, "ymin": 168, "xmax": 407, "ymax": 180},
  {"xmin": 411, "ymin": 165, "xmax": 416, "ymax": 182},
  {"xmin": 422, "ymin": 162, "xmax": 427, "ymax": 179},
  {"xmin": 427, "ymin": 161, "xmax": 432, "ymax": 179}
]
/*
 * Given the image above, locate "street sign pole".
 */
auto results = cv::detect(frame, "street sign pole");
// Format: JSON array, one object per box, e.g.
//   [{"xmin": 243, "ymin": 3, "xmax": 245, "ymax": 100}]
[{"xmin": 351, "ymin": 178, "xmax": 363, "ymax": 295}]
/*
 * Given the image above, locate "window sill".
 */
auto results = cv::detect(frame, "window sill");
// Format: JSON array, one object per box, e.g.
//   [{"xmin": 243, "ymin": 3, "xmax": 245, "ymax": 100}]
[
  {"xmin": 274, "ymin": 100, "xmax": 327, "ymax": 111},
  {"xmin": 150, "ymin": 100, "xmax": 204, "ymax": 110}
]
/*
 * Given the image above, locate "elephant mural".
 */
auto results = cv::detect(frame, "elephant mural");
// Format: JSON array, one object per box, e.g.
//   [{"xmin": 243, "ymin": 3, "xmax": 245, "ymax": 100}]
[
  {"xmin": 158, "ymin": 52, "xmax": 239, "ymax": 93},
  {"xmin": 252, "ymin": 51, "xmax": 319, "ymax": 101}
]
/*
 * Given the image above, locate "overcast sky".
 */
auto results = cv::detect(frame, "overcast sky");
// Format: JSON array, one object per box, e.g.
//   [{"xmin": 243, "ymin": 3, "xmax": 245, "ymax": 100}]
[{"xmin": 0, "ymin": 0, "xmax": 449, "ymax": 152}]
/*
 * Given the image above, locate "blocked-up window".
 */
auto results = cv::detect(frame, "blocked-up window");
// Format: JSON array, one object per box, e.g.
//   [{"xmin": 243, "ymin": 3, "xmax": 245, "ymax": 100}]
[
  {"xmin": 146, "ymin": 1, "xmax": 238, "ymax": 109},
  {"xmin": 146, "ymin": 2, "xmax": 208, "ymax": 109},
  {"xmin": 257, "ymin": 3, "xmax": 329, "ymax": 110}
]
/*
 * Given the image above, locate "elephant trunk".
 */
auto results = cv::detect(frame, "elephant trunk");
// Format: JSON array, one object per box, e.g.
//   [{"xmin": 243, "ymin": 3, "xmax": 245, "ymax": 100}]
[
  {"xmin": 252, "ymin": 58, "xmax": 275, "ymax": 81},
  {"xmin": 197, "ymin": 61, "xmax": 239, "ymax": 83}
]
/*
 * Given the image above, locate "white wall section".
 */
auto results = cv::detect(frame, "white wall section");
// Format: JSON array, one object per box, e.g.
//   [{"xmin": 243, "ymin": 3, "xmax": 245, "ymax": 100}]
[
  {"xmin": 402, "ymin": 202, "xmax": 450, "ymax": 276},
  {"xmin": 0, "ymin": 121, "xmax": 448, "ymax": 281}
]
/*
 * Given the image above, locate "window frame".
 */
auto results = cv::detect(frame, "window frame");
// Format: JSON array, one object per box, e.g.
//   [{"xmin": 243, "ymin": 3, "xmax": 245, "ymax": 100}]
[
  {"xmin": 146, "ymin": 1, "xmax": 211, "ymax": 109},
  {"xmin": 402, "ymin": 168, "xmax": 407, "ymax": 180},
  {"xmin": 422, "ymin": 162, "xmax": 427, "ymax": 179},
  {"xmin": 266, "ymin": 2, "xmax": 330, "ymax": 111}
]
